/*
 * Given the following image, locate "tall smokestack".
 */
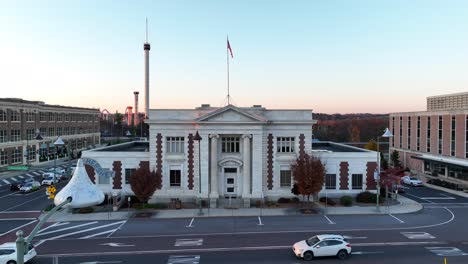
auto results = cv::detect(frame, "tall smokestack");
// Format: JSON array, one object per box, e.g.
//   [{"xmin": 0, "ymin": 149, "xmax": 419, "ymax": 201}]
[
  {"xmin": 144, "ymin": 18, "xmax": 150, "ymax": 119},
  {"xmin": 133, "ymin": 91, "xmax": 139, "ymax": 126}
]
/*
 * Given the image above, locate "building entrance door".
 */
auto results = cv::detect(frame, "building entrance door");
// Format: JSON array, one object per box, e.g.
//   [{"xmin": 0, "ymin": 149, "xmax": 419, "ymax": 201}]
[{"xmin": 224, "ymin": 167, "xmax": 237, "ymax": 198}]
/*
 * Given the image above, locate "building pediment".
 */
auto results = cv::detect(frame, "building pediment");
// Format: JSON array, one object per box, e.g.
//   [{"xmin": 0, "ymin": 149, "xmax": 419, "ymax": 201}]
[{"xmin": 196, "ymin": 105, "xmax": 267, "ymax": 123}]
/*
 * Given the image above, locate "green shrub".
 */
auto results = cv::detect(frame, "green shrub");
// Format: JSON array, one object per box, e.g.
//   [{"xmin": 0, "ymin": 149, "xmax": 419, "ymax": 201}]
[
  {"xmin": 319, "ymin": 197, "xmax": 336, "ymax": 206},
  {"xmin": 340, "ymin": 196, "xmax": 353, "ymax": 206},
  {"xmin": 277, "ymin": 197, "xmax": 291, "ymax": 203},
  {"xmin": 356, "ymin": 191, "xmax": 378, "ymax": 203}
]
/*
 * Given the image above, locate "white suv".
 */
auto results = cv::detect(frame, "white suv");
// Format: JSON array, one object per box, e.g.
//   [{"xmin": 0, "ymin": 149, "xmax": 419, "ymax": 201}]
[
  {"xmin": 0, "ymin": 242, "xmax": 37, "ymax": 263},
  {"xmin": 293, "ymin": 234, "xmax": 351, "ymax": 260}
]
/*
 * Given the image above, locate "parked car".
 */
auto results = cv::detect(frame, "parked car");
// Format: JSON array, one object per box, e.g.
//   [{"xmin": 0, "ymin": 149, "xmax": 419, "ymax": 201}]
[
  {"xmin": 292, "ymin": 234, "xmax": 351, "ymax": 260},
  {"xmin": 19, "ymin": 181, "xmax": 41, "ymax": 193},
  {"xmin": 393, "ymin": 184, "xmax": 406, "ymax": 193},
  {"xmin": 402, "ymin": 176, "xmax": 423, "ymax": 187},
  {"xmin": 9, "ymin": 178, "xmax": 33, "ymax": 191},
  {"xmin": 48, "ymin": 167, "xmax": 66, "ymax": 174},
  {"xmin": 41, "ymin": 172, "xmax": 56, "ymax": 181},
  {"xmin": 41, "ymin": 176, "xmax": 60, "ymax": 186},
  {"xmin": 0, "ymin": 242, "xmax": 37, "ymax": 264}
]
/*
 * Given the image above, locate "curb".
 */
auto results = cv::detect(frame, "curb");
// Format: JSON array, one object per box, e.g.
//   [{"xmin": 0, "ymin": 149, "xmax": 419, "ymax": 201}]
[{"xmin": 423, "ymin": 183, "xmax": 468, "ymax": 198}]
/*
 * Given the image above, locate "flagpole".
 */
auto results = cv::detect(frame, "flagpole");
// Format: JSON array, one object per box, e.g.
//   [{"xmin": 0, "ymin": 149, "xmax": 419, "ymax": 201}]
[{"xmin": 227, "ymin": 36, "xmax": 230, "ymax": 105}]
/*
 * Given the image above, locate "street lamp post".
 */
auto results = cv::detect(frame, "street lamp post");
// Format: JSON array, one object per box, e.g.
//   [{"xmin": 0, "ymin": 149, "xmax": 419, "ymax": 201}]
[
  {"xmin": 375, "ymin": 128, "xmax": 393, "ymax": 212},
  {"xmin": 54, "ymin": 137, "xmax": 65, "ymax": 181},
  {"xmin": 35, "ymin": 129, "xmax": 43, "ymax": 163},
  {"xmin": 193, "ymin": 131, "xmax": 203, "ymax": 216}
]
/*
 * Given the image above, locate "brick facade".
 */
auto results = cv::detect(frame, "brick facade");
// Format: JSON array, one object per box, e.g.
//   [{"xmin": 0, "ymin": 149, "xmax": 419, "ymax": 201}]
[
  {"xmin": 84, "ymin": 164, "xmax": 95, "ymax": 183},
  {"xmin": 267, "ymin": 134, "xmax": 274, "ymax": 190},
  {"xmin": 187, "ymin": 133, "xmax": 194, "ymax": 190},
  {"xmin": 365, "ymin": 162, "xmax": 377, "ymax": 190},
  {"xmin": 339, "ymin": 162, "xmax": 349, "ymax": 190},
  {"xmin": 112, "ymin": 161, "xmax": 122, "ymax": 189}
]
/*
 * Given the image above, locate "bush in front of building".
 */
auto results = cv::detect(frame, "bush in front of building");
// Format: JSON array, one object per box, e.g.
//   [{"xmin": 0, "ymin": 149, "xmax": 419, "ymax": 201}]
[
  {"xmin": 319, "ymin": 197, "xmax": 336, "ymax": 206},
  {"xmin": 340, "ymin": 195, "xmax": 353, "ymax": 206},
  {"xmin": 277, "ymin": 197, "xmax": 291, "ymax": 203},
  {"xmin": 356, "ymin": 191, "xmax": 378, "ymax": 203}
]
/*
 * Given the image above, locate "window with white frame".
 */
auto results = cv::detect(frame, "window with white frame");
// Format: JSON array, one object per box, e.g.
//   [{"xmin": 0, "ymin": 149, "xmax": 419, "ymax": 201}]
[
  {"xmin": 10, "ymin": 111, "xmax": 20, "ymax": 122},
  {"xmin": 170, "ymin": 169, "xmax": 181, "ymax": 187},
  {"xmin": 27, "ymin": 147, "xmax": 35, "ymax": 161},
  {"xmin": 280, "ymin": 169, "xmax": 292, "ymax": 187},
  {"xmin": 49, "ymin": 128, "xmax": 55, "ymax": 137},
  {"xmin": 427, "ymin": 116, "xmax": 431, "ymax": 152},
  {"xmin": 325, "ymin": 174, "xmax": 336, "ymax": 190},
  {"xmin": 57, "ymin": 127, "xmax": 62, "ymax": 136},
  {"xmin": 11, "ymin": 149, "xmax": 22, "ymax": 164},
  {"xmin": 277, "ymin": 137, "xmax": 295, "ymax": 153},
  {"xmin": 10, "ymin": 129, "xmax": 20, "ymax": 141},
  {"xmin": 451, "ymin": 116, "xmax": 456, "ymax": 156},
  {"xmin": 0, "ymin": 150, "xmax": 7, "ymax": 165},
  {"xmin": 26, "ymin": 112, "xmax": 35, "ymax": 122},
  {"xmin": 26, "ymin": 129, "xmax": 35, "ymax": 140},
  {"xmin": 48, "ymin": 112, "xmax": 55, "ymax": 122},
  {"xmin": 221, "ymin": 137, "xmax": 240, "ymax": 153},
  {"xmin": 351, "ymin": 174, "xmax": 363, "ymax": 190},
  {"xmin": 56, "ymin": 113, "xmax": 63, "ymax": 121},
  {"xmin": 166, "ymin": 137, "xmax": 184, "ymax": 153},
  {"xmin": 438, "ymin": 116, "xmax": 443, "ymax": 154},
  {"xmin": 125, "ymin": 168, "xmax": 137, "ymax": 184},
  {"xmin": 0, "ymin": 130, "xmax": 7, "ymax": 143},
  {"xmin": 64, "ymin": 127, "xmax": 69, "ymax": 135},
  {"xmin": 39, "ymin": 127, "xmax": 46, "ymax": 137},
  {"xmin": 0, "ymin": 110, "xmax": 6, "ymax": 122},
  {"xmin": 40, "ymin": 112, "xmax": 47, "ymax": 121}
]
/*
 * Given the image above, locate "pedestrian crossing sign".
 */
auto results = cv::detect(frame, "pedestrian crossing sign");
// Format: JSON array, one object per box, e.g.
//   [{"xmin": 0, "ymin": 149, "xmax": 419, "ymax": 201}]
[{"xmin": 47, "ymin": 186, "xmax": 56, "ymax": 194}]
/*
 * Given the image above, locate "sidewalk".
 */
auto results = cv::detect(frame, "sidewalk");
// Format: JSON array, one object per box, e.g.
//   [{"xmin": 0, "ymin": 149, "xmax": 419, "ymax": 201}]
[{"xmin": 43, "ymin": 195, "xmax": 423, "ymax": 222}]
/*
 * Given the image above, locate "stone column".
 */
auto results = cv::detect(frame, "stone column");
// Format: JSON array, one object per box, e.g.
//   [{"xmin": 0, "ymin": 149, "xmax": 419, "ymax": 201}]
[
  {"xmin": 242, "ymin": 134, "xmax": 251, "ymax": 207},
  {"xmin": 209, "ymin": 134, "xmax": 219, "ymax": 207}
]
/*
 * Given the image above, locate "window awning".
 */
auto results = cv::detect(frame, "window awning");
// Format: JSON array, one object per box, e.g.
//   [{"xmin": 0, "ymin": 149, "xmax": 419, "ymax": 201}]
[{"xmin": 412, "ymin": 154, "xmax": 468, "ymax": 169}]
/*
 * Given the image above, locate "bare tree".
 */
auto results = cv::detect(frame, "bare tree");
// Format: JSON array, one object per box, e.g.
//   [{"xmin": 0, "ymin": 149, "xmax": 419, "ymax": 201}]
[
  {"xmin": 129, "ymin": 167, "xmax": 161, "ymax": 204},
  {"xmin": 291, "ymin": 153, "xmax": 325, "ymax": 204}
]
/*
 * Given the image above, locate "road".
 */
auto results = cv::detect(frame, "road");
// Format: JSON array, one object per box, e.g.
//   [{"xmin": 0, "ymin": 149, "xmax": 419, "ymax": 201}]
[{"xmin": 1, "ymin": 174, "xmax": 468, "ymax": 264}]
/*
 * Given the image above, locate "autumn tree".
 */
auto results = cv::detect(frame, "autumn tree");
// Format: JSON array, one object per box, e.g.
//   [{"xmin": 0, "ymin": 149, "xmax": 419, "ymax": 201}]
[
  {"xmin": 291, "ymin": 153, "xmax": 325, "ymax": 204},
  {"xmin": 129, "ymin": 166, "xmax": 161, "ymax": 204},
  {"xmin": 364, "ymin": 140, "xmax": 378, "ymax": 151}
]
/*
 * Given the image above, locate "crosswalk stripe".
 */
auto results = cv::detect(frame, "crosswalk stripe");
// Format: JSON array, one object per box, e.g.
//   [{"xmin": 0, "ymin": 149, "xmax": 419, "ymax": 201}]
[
  {"xmin": 2, "ymin": 179, "xmax": 10, "ymax": 184},
  {"xmin": 10, "ymin": 178, "xmax": 18, "ymax": 182},
  {"xmin": 18, "ymin": 176, "xmax": 24, "ymax": 179},
  {"xmin": 40, "ymin": 221, "xmax": 126, "ymax": 241},
  {"xmin": 78, "ymin": 229, "xmax": 116, "ymax": 239},
  {"xmin": 32, "ymin": 172, "xmax": 40, "ymax": 176},
  {"xmin": 37, "ymin": 221, "xmax": 99, "ymax": 236}
]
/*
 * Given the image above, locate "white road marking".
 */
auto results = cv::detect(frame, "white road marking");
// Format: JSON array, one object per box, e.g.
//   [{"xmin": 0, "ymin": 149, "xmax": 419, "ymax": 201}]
[
  {"xmin": 0, "ymin": 218, "xmax": 37, "ymax": 221},
  {"xmin": 1, "ymin": 195, "xmax": 45, "ymax": 212},
  {"xmin": 257, "ymin": 216, "xmax": 264, "ymax": 226},
  {"xmin": 0, "ymin": 191, "xmax": 20, "ymax": 199},
  {"xmin": 106, "ymin": 220, "xmax": 127, "ymax": 238},
  {"xmin": 10, "ymin": 178, "xmax": 18, "ymax": 182},
  {"xmin": 426, "ymin": 247, "xmax": 468, "ymax": 256},
  {"xmin": 18, "ymin": 175, "xmax": 24, "ymax": 179},
  {"xmin": 323, "ymin": 215, "xmax": 335, "ymax": 224},
  {"xmin": 26, "ymin": 173, "xmax": 34, "ymax": 177},
  {"xmin": 79, "ymin": 261, "xmax": 122, "ymax": 264},
  {"xmin": 37, "ymin": 222, "xmax": 70, "ymax": 234},
  {"xmin": 186, "ymin": 218, "xmax": 195, "ymax": 228},
  {"xmin": 175, "ymin": 238, "xmax": 204, "ymax": 247},
  {"xmin": 42, "ymin": 221, "xmax": 127, "ymax": 241},
  {"xmin": 38, "ymin": 242, "xmax": 448, "ymax": 258},
  {"xmin": 351, "ymin": 251, "xmax": 384, "ymax": 255},
  {"xmin": 343, "ymin": 235, "xmax": 368, "ymax": 239},
  {"xmin": 405, "ymin": 193, "xmax": 435, "ymax": 203},
  {"xmin": 401, "ymin": 232, "xmax": 435, "ymax": 239},
  {"xmin": 0, "ymin": 220, "xmax": 37, "ymax": 236},
  {"xmin": 36, "ymin": 221, "xmax": 99, "ymax": 236},
  {"xmin": 389, "ymin": 214, "xmax": 405, "ymax": 224},
  {"xmin": 420, "ymin": 197, "xmax": 456, "ymax": 200},
  {"xmin": 79, "ymin": 230, "xmax": 118, "ymax": 239},
  {"xmin": 167, "ymin": 255, "xmax": 200, "ymax": 264},
  {"xmin": 2, "ymin": 179, "xmax": 10, "ymax": 184},
  {"xmin": 32, "ymin": 171, "xmax": 41, "ymax": 176},
  {"xmin": 100, "ymin": 243, "xmax": 135, "ymax": 247}
]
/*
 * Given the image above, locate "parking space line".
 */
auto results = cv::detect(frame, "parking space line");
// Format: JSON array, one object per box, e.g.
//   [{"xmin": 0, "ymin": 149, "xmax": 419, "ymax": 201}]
[
  {"xmin": 257, "ymin": 216, "xmax": 264, "ymax": 226},
  {"xmin": 186, "ymin": 218, "xmax": 195, "ymax": 228},
  {"xmin": 18, "ymin": 175, "xmax": 24, "ymax": 179},
  {"xmin": 2, "ymin": 179, "xmax": 10, "ymax": 184},
  {"xmin": 389, "ymin": 214, "xmax": 405, "ymax": 224},
  {"xmin": 10, "ymin": 177, "xmax": 18, "ymax": 182},
  {"xmin": 37, "ymin": 221, "xmax": 98, "ymax": 236},
  {"xmin": 323, "ymin": 215, "xmax": 335, "ymax": 224}
]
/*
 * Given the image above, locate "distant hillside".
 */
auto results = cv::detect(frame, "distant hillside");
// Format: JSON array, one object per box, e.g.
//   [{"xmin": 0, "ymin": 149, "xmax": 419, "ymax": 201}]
[{"xmin": 313, "ymin": 113, "xmax": 389, "ymax": 143}]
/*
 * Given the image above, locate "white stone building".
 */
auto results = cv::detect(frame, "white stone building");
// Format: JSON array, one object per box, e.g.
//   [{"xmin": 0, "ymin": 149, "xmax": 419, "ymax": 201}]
[{"xmin": 83, "ymin": 104, "xmax": 379, "ymax": 208}]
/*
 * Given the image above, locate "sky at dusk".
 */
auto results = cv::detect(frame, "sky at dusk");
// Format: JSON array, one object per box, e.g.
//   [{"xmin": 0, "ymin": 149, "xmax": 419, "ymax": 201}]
[{"xmin": 1, "ymin": 0, "xmax": 468, "ymax": 114}]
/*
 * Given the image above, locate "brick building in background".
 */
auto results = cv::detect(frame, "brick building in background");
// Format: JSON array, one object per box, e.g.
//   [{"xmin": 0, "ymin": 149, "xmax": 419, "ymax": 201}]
[
  {"xmin": 389, "ymin": 92, "xmax": 468, "ymax": 184},
  {"xmin": 0, "ymin": 98, "xmax": 100, "ymax": 168}
]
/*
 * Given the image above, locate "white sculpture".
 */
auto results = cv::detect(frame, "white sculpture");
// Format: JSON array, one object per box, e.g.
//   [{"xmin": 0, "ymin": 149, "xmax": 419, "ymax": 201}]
[{"xmin": 54, "ymin": 159, "xmax": 105, "ymax": 208}]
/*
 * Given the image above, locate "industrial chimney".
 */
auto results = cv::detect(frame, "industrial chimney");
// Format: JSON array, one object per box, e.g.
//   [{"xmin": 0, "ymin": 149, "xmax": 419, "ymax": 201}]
[
  {"xmin": 144, "ymin": 19, "xmax": 150, "ymax": 119},
  {"xmin": 133, "ymin": 91, "xmax": 139, "ymax": 126}
]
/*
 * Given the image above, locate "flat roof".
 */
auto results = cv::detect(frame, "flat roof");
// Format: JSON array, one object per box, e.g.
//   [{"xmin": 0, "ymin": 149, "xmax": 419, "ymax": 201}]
[
  {"xmin": 95, "ymin": 141, "xmax": 149, "ymax": 152},
  {"xmin": 312, "ymin": 142, "xmax": 367, "ymax": 153}
]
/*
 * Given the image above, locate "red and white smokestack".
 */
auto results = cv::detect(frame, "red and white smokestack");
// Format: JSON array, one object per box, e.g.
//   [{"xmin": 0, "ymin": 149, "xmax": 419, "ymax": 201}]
[
  {"xmin": 144, "ymin": 19, "xmax": 150, "ymax": 119},
  {"xmin": 133, "ymin": 91, "xmax": 139, "ymax": 126}
]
